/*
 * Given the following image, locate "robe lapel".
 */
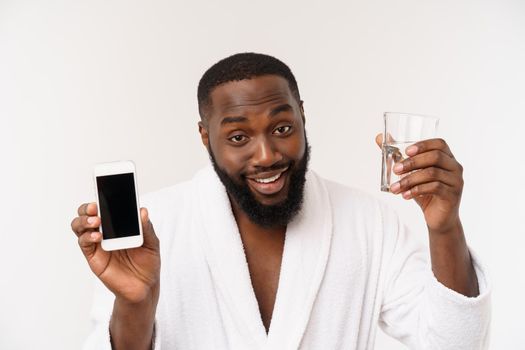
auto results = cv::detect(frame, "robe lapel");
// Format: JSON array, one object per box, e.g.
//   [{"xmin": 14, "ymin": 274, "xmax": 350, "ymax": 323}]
[
  {"xmin": 195, "ymin": 166, "xmax": 267, "ymax": 349},
  {"xmin": 266, "ymin": 170, "xmax": 334, "ymax": 350}
]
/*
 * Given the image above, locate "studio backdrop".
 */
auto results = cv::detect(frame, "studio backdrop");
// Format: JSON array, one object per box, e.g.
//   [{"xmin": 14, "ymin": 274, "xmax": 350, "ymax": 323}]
[{"xmin": 1, "ymin": 0, "xmax": 523, "ymax": 348}]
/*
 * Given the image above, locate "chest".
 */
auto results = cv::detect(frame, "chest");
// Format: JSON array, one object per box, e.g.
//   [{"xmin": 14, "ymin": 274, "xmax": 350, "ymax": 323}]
[{"xmin": 242, "ymin": 236, "xmax": 285, "ymax": 333}]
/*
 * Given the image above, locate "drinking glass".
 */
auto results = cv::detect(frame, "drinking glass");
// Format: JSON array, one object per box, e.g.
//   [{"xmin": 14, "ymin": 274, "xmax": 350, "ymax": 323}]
[{"xmin": 380, "ymin": 112, "xmax": 439, "ymax": 192}]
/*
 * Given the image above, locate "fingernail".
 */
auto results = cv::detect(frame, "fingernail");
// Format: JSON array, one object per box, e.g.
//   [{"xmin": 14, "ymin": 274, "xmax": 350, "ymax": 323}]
[
  {"xmin": 403, "ymin": 190, "xmax": 412, "ymax": 199},
  {"xmin": 390, "ymin": 182, "xmax": 400, "ymax": 193},
  {"xmin": 406, "ymin": 145, "xmax": 418, "ymax": 155},
  {"xmin": 393, "ymin": 163, "xmax": 403, "ymax": 173},
  {"xmin": 87, "ymin": 217, "xmax": 96, "ymax": 225},
  {"xmin": 90, "ymin": 232, "xmax": 98, "ymax": 240}
]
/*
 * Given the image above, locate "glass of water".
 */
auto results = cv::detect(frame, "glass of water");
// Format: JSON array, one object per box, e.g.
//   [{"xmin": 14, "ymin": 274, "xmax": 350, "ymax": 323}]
[{"xmin": 380, "ymin": 112, "xmax": 439, "ymax": 192}]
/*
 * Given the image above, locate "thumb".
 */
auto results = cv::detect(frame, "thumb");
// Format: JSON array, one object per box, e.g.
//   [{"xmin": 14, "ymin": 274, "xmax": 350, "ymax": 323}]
[
  {"xmin": 375, "ymin": 133, "xmax": 383, "ymax": 148},
  {"xmin": 376, "ymin": 132, "xmax": 397, "ymax": 148},
  {"xmin": 140, "ymin": 208, "xmax": 159, "ymax": 250}
]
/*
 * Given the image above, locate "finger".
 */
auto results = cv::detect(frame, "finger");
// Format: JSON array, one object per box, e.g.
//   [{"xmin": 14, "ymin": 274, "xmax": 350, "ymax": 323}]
[
  {"xmin": 70, "ymin": 215, "xmax": 100, "ymax": 237},
  {"xmin": 400, "ymin": 181, "xmax": 456, "ymax": 200},
  {"xmin": 375, "ymin": 133, "xmax": 398, "ymax": 148},
  {"xmin": 78, "ymin": 202, "xmax": 98, "ymax": 216},
  {"xmin": 375, "ymin": 133, "xmax": 382, "ymax": 148},
  {"xmin": 407, "ymin": 138, "xmax": 454, "ymax": 158},
  {"xmin": 140, "ymin": 208, "xmax": 159, "ymax": 250},
  {"xmin": 71, "ymin": 217, "xmax": 82, "ymax": 236},
  {"xmin": 78, "ymin": 231, "xmax": 102, "ymax": 258},
  {"xmin": 390, "ymin": 167, "xmax": 462, "ymax": 195},
  {"xmin": 394, "ymin": 149, "xmax": 460, "ymax": 174}
]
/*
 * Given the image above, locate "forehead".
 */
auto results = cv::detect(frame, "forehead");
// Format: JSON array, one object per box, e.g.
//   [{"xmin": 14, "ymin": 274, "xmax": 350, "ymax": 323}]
[{"xmin": 208, "ymin": 75, "xmax": 295, "ymax": 117}]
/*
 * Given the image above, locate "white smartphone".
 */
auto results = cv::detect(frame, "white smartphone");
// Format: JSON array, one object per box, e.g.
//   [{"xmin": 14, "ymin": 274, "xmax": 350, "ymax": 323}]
[{"xmin": 93, "ymin": 160, "xmax": 144, "ymax": 251}]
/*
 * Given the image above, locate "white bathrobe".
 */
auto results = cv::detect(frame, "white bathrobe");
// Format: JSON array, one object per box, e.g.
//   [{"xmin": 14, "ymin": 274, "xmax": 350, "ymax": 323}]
[{"xmin": 83, "ymin": 166, "xmax": 491, "ymax": 350}]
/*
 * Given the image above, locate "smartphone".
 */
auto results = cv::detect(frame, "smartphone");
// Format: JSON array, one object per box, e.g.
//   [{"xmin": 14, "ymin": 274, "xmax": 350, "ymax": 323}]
[{"xmin": 94, "ymin": 160, "xmax": 143, "ymax": 251}]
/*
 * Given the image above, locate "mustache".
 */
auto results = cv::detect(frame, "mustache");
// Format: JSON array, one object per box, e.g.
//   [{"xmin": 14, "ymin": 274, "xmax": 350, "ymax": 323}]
[{"xmin": 242, "ymin": 161, "xmax": 292, "ymax": 178}]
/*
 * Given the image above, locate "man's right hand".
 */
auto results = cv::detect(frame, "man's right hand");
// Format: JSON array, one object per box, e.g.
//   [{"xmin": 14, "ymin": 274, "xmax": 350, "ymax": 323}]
[
  {"xmin": 70, "ymin": 202, "xmax": 161, "ymax": 304},
  {"xmin": 72, "ymin": 202, "xmax": 161, "ymax": 349}
]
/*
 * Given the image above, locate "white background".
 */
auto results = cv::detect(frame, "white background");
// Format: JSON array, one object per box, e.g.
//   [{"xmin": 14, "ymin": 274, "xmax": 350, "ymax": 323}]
[{"xmin": 1, "ymin": 0, "xmax": 524, "ymax": 348}]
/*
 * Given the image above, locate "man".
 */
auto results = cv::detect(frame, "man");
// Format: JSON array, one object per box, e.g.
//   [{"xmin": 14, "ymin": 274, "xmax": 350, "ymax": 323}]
[{"xmin": 72, "ymin": 53, "xmax": 490, "ymax": 350}]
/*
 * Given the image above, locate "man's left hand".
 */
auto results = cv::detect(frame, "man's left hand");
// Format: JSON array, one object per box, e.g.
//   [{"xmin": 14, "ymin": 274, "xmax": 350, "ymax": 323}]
[{"xmin": 376, "ymin": 134, "xmax": 464, "ymax": 234}]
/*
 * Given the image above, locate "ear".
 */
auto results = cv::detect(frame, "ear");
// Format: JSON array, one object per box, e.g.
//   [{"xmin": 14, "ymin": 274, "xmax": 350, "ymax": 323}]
[{"xmin": 198, "ymin": 121, "xmax": 210, "ymax": 150}]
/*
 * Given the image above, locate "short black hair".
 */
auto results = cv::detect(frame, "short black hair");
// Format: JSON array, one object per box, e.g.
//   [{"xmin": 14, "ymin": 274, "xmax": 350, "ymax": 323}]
[{"xmin": 197, "ymin": 52, "xmax": 301, "ymax": 120}]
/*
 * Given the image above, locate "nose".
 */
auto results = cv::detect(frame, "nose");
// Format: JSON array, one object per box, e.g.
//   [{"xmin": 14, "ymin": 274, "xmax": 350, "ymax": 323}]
[{"xmin": 251, "ymin": 136, "xmax": 283, "ymax": 169}]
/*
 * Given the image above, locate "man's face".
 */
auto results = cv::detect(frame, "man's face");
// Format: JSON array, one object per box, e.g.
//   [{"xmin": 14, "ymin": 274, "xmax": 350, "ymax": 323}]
[{"xmin": 199, "ymin": 75, "xmax": 309, "ymax": 227}]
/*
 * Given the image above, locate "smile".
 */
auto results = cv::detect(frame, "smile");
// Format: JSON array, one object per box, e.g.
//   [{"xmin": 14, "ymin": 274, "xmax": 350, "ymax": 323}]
[
  {"xmin": 246, "ymin": 166, "xmax": 289, "ymax": 195},
  {"xmin": 254, "ymin": 171, "xmax": 285, "ymax": 183}
]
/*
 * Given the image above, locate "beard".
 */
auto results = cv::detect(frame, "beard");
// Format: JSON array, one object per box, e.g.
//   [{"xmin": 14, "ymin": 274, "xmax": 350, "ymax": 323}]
[{"xmin": 208, "ymin": 136, "xmax": 310, "ymax": 228}]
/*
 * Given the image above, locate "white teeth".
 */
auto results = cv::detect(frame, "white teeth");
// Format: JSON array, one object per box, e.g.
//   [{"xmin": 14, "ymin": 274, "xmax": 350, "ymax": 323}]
[{"xmin": 255, "ymin": 172, "xmax": 282, "ymax": 184}]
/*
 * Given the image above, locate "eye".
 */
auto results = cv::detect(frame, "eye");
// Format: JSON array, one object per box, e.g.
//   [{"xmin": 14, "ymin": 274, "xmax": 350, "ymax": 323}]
[
  {"xmin": 274, "ymin": 125, "xmax": 292, "ymax": 135},
  {"xmin": 228, "ymin": 134, "xmax": 247, "ymax": 143}
]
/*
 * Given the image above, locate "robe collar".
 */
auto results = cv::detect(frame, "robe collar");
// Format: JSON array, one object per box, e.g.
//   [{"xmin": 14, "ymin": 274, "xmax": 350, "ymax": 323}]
[{"xmin": 195, "ymin": 165, "xmax": 333, "ymax": 349}]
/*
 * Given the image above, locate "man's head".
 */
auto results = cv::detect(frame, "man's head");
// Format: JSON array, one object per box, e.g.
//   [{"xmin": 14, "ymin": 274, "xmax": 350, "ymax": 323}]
[
  {"xmin": 197, "ymin": 53, "xmax": 302, "ymax": 122},
  {"xmin": 197, "ymin": 53, "xmax": 309, "ymax": 228}
]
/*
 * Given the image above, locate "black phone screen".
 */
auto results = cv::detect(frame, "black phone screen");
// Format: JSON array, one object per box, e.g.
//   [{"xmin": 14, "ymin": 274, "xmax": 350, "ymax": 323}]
[{"xmin": 96, "ymin": 173, "xmax": 140, "ymax": 239}]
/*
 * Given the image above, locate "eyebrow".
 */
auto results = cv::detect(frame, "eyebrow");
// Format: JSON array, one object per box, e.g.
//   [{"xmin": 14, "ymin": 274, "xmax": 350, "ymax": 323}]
[
  {"xmin": 269, "ymin": 103, "xmax": 293, "ymax": 117},
  {"xmin": 220, "ymin": 116, "xmax": 247, "ymax": 126},
  {"xmin": 219, "ymin": 103, "xmax": 294, "ymax": 126}
]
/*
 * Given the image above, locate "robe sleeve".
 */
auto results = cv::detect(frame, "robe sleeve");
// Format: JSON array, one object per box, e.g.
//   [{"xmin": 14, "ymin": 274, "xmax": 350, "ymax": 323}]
[
  {"xmin": 378, "ymin": 208, "xmax": 491, "ymax": 350},
  {"xmin": 82, "ymin": 278, "xmax": 161, "ymax": 350}
]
